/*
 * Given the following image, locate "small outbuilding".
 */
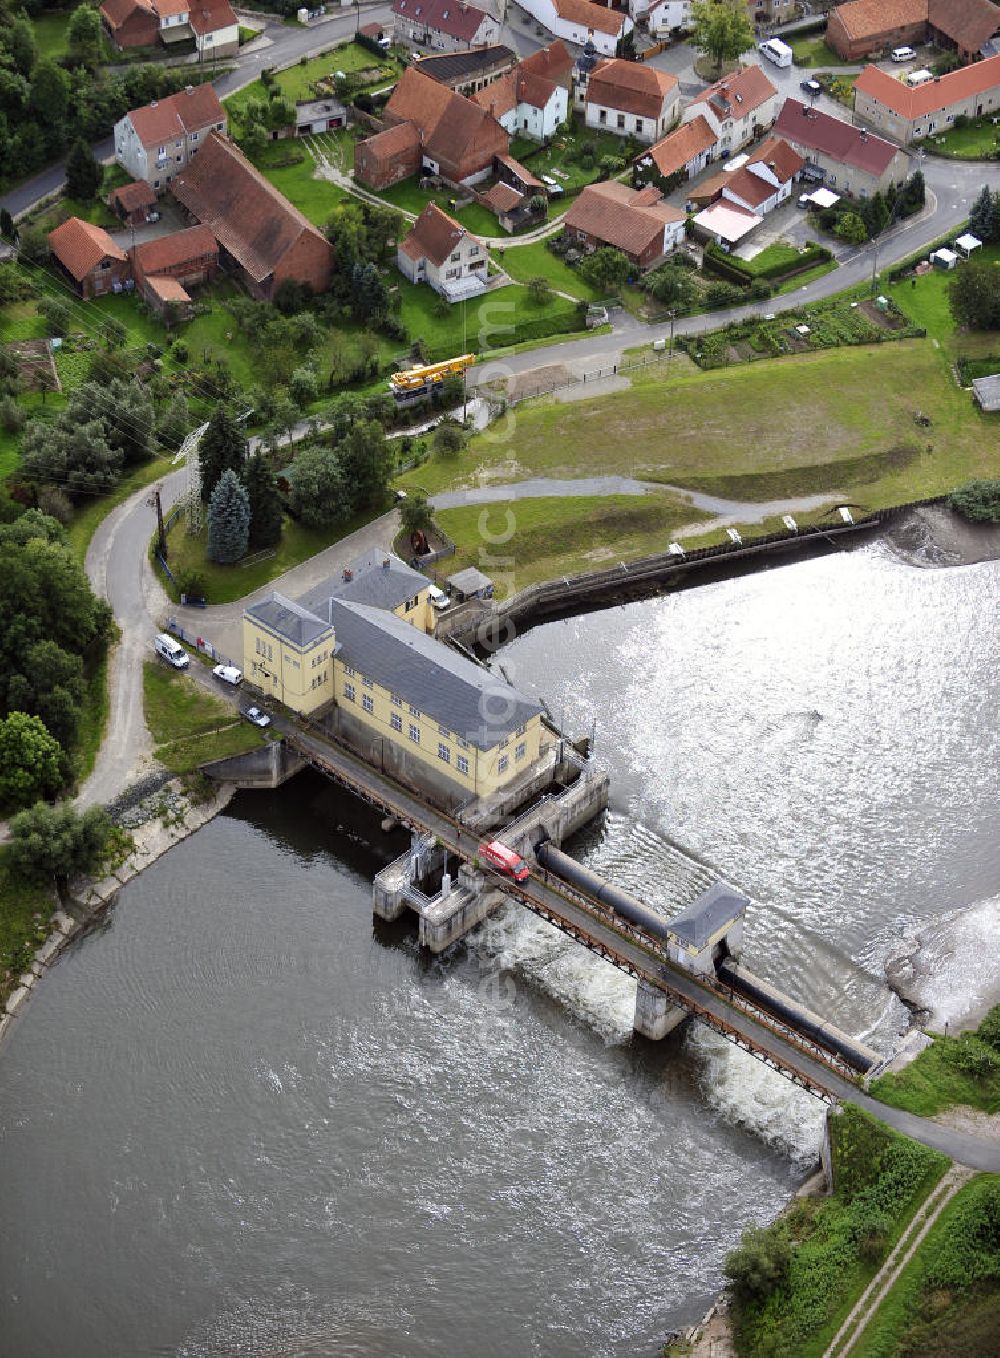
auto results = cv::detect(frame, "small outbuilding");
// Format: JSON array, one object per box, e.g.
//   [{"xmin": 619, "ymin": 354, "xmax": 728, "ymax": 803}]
[
  {"xmin": 108, "ymin": 179, "xmax": 157, "ymax": 226},
  {"xmin": 955, "ymin": 232, "xmax": 982, "ymax": 259},
  {"xmin": 972, "ymin": 373, "xmax": 1000, "ymax": 411},
  {"xmin": 446, "ymin": 566, "xmax": 494, "ymax": 602},
  {"xmin": 930, "ymin": 247, "xmax": 958, "ymax": 270}
]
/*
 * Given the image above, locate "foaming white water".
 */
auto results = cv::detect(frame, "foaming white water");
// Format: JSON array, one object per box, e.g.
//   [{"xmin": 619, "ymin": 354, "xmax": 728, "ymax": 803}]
[
  {"xmin": 685, "ymin": 1025, "xmax": 826, "ymax": 1164},
  {"xmin": 887, "ymin": 895, "xmax": 1000, "ymax": 1030}
]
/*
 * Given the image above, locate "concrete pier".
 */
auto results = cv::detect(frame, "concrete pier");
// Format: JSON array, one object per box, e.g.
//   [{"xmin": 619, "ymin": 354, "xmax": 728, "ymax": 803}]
[
  {"xmin": 633, "ymin": 979, "xmax": 688, "ymax": 1041},
  {"xmin": 201, "ymin": 738, "xmax": 306, "ymax": 789}
]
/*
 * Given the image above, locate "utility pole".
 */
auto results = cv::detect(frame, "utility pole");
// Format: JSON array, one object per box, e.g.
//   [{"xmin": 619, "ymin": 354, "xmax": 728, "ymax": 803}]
[
  {"xmin": 153, "ymin": 486, "xmax": 167, "ymax": 559},
  {"xmin": 462, "ymin": 295, "xmax": 468, "ymax": 422},
  {"xmin": 668, "ymin": 309, "xmax": 675, "ymax": 360}
]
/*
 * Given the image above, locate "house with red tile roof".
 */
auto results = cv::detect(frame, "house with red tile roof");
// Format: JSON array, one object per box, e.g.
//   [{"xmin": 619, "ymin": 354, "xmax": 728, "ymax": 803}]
[
  {"xmin": 774, "ymin": 98, "xmax": 910, "ymax": 195},
  {"xmin": 581, "ymin": 58, "xmax": 679, "ymax": 144},
  {"xmin": 47, "ymin": 218, "xmax": 131, "ymax": 299},
  {"xmin": 100, "ymin": 0, "xmax": 238, "ymax": 56},
  {"xmin": 471, "ymin": 42, "xmax": 571, "ymax": 141},
  {"xmin": 564, "ymin": 180, "xmax": 685, "ymax": 269},
  {"xmin": 681, "ymin": 64, "xmax": 780, "ymax": 158},
  {"xmin": 709, "ymin": 136, "xmax": 804, "ymax": 215},
  {"xmin": 633, "ymin": 115, "xmax": 717, "ymax": 190},
  {"xmin": 391, "ymin": 0, "xmax": 500, "ymax": 52},
  {"xmin": 520, "ymin": 0, "xmax": 633, "ymax": 58},
  {"xmin": 171, "ymin": 132, "xmax": 333, "ymax": 299},
  {"xmin": 113, "ymin": 84, "xmax": 227, "ymax": 190},
  {"xmin": 853, "ymin": 55, "xmax": 1000, "ymax": 142},
  {"xmin": 108, "ymin": 179, "xmax": 157, "ymax": 226},
  {"xmin": 356, "ymin": 66, "xmax": 509, "ymax": 188},
  {"xmin": 128, "ymin": 224, "xmax": 219, "ymax": 313},
  {"xmin": 828, "ymin": 0, "xmax": 1000, "ymax": 64},
  {"xmin": 397, "ymin": 203, "xmax": 488, "ymax": 300}
]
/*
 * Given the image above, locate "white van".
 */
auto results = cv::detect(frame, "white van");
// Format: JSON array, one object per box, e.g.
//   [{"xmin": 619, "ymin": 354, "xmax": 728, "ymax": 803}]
[
  {"xmin": 758, "ymin": 38, "xmax": 793, "ymax": 68},
  {"xmin": 891, "ymin": 46, "xmax": 916, "ymax": 62},
  {"xmin": 154, "ymin": 633, "xmax": 189, "ymax": 669}
]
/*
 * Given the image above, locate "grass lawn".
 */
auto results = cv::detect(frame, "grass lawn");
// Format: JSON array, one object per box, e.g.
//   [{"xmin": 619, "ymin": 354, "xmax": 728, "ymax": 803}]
[
  {"xmin": 31, "ymin": 195, "xmax": 118, "ymax": 233},
  {"xmin": 143, "ymin": 659, "xmax": 265, "ymax": 773},
  {"xmin": 919, "ymin": 119, "xmax": 1000, "ymax": 158},
  {"xmin": 248, "ymin": 142, "xmax": 349, "ymax": 227},
  {"xmin": 788, "ymin": 35, "xmax": 844, "ymax": 68},
  {"xmin": 225, "ymin": 42, "xmax": 400, "ymax": 117},
  {"xmin": 433, "ymin": 491, "xmax": 711, "ymax": 591},
  {"xmin": 743, "ymin": 242, "xmax": 806, "ymax": 275},
  {"xmin": 0, "ymin": 846, "xmax": 56, "ymax": 1007},
  {"xmin": 374, "ymin": 178, "xmax": 500, "ymax": 236},
  {"xmin": 491, "ymin": 239, "xmax": 601, "ymax": 301},
  {"xmin": 75, "ymin": 648, "xmax": 110, "ymax": 787},
  {"xmin": 887, "ymin": 243, "xmax": 1000, "ymax": 353},
  {"xmin": 870, "ymin": 1014, "xmax": 1000, "ymax": 1117},
  {"xmin": 399, "ymin": 341, "xmax": 998, "ymax": 509},
  {"xmin": 160, "ymin": 501, "xmax": 390, "ymax": 604},
  {"xmin": 30, "ymin": 10, "xmax": 71, "ymax": 60},
  {"xmin": 508, "ymin": 122, "xmax": 634, "ymax": 202},
  {"xmin": 398, "ymin": 279, "xmax": 581, "ymax": 360}
]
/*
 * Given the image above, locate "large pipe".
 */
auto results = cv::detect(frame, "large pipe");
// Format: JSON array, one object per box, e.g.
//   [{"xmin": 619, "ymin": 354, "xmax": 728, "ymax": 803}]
[
  {"xmin": 717, "ymin": 959, "xmax": 879, "ymax": 1073},
  {"xmin": 536, "ymin": 841, "xmax": 674, "ymax": 945}
]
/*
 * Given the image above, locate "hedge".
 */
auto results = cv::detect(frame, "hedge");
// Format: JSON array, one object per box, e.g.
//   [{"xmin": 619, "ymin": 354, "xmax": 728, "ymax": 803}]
[{"xmin": 702, "ymin": 240, "xmax": 832, "ymax": 286}]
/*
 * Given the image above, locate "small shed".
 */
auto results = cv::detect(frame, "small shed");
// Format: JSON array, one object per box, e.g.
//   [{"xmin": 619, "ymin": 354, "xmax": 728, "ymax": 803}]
[
  {"xmin": 955, "ymin": 233, "xmax": 982, "ymax": 259},
  {"xmin": 446, "ymin": 566, "xmax": 494, "ymax": 602},
  {"xmin": 972, "ymin": 373, "xmax": 1000, "ymax": 412},
  {"xmin": 930, "ymin": 247, "xmax": 958, "ymax": 270}
]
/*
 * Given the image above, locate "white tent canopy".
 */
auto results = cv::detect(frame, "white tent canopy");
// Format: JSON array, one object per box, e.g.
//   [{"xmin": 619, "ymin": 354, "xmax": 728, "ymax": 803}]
[
  {"xmin": 804, "ymin": 187, "xmax": 839, "ymax": 209},
  {"xmin": 955, "ymin": 233, "xmax": 982, "ymax": 256}
]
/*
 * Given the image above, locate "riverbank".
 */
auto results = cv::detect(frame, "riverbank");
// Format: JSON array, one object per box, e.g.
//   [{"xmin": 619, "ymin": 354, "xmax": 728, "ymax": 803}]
[
  {"xmin": 0, "ymin": 775, "xmax": 233, "ymax": 1049},
  {"xmin": 882, "ymin": 503, "xmax": 1000, "ymax": 569}
]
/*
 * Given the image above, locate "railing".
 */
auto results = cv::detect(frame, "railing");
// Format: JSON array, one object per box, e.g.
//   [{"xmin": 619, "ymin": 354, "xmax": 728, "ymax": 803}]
[{"xmin": 164, "ymin": 616, "xmax": 239, "ymax": 670}]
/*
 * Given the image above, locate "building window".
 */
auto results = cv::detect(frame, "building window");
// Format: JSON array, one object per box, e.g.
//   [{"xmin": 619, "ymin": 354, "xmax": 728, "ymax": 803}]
[
  {"xmin": 450, "ymin": 251, "xmax": 460, "ymax": 261},
  {"xmin": 362, "ymin": 694, "xmax": 374, "ymax": 714},
  {"xmin": 457, "ymin": 754, "xmax": 469, "ymax": 775},
  {"xmin": 409, "ymin": 704, "xmax": 420, "ymax": 717},
  {"xmin": 516, "ymin": 742, "xmax": 526, "ymax": 761},
  {"xmin": 456, "ymin": 736, "xmax": 468, "ymax": 750},
  {"xmin": 498, "ymin": 738, "xmax": 508, "ymax": 749},
  {"xmin": 635, "ymin": 118, "xmax": 643, "ymax": 134},
  {"xmin": 438, "ymin": 743, "xmax": 451, "ymax": 763},
  {"xmin": 390, "ymin": 713, "xmax": 402, "ymax": 732},
  {"xmin": 438, "ymin": 725, "xmax": 450, "ymax": 737},
  {"xmin": 498, "ymin": 754, "xmax": 509, "ymax": 773},
  {"xmin": 617, "ymin": 114, "xmax": 625, "ymax": 129},
  {"xmin": 362, "ymin": 675, "xmax": 373, "ymax": 688},
  {"xmin": 344, "ymin": 682, "xmax": 355, "ymax": 701},
  {"xmin": 408, "ymin": 723, "xmax": 420, "ymax": 744},
  {"xmin": 598, "ymin": 109, "xmax": 607, "ymax": 125},
  {"xmin": 345, "ymin": 665, "xmax": 355, "ymax": 676},
  {"xmin": 391, "ymin": 692, "xmax": 402, "ymax": 707},
  {"xmin": 469, "ymin": 245, "xmax": 479, "ymax": 256},
  {"xmin": 515, "ymin": 724, "xmax": 526, "ymax": 736}
]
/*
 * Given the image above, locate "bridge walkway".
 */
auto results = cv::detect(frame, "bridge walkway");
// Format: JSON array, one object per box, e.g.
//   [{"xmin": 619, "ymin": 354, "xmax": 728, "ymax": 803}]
[{"xmin": 285, "ymin": 726, "xmax": 1000, "ymax": 1172}]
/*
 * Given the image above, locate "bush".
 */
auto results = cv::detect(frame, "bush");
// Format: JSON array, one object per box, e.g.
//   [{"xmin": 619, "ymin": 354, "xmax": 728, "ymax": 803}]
[
  {"xmin": 948, "ymin": 478, "xmax": 1000, "ymax": 523},
  {"xmin": 7, "ymin": 801, "xmax": 116, "ymax": 885},
  {"xmin": 433, "ymin": 421, "xmax": 464, "ymax": 458},
  {"xmin": 724, "ymin": 1222, "xmax": 791, "ymax": 1304},
  {"xmin": 704, "ymin": 281, "xmax": 745, "ymax": 308}
]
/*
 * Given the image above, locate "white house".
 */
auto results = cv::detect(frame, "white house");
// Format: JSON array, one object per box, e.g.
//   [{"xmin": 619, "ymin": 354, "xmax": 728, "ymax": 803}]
[
  {"xmin": 391, "ymin": 0, "xmax": 500, "ymax": 52},
  {"xmin": 396, "ymin": 202, "xmax": 488, "ymax": 301},
  {"xmin": 113, "ymin": 84, "xmax": 227, "ymax": 191},
  {"xmin": 520, "ymin": 0, "xmax": 633, "ymax": 58},
  {"xmin": 646, "ymin": 0, "xmax": 693, "ymax": 34},
  {"xmin": 717, "ymin": 136, "xmax": 804, "ymax": 214},
  {"xmin": 189, "ymin": 0, "xmax": 239, "ymax": 58},
  {"xmin": 582, "ymin": 58, "xmax": 679, "ymax": 144},
  {"xmin": 472, "ymin": 44, "xmax": 571, "ymax": 142},
  {"xmin": 682, "ymin": 64, "xmax": 780, "ymax": 158}
]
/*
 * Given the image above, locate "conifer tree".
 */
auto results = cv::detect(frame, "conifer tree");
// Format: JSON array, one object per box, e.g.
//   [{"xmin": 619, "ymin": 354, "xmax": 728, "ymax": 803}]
[{"xmin": 207, "ymin": 468, "xmax": 250, "ymax": 563}]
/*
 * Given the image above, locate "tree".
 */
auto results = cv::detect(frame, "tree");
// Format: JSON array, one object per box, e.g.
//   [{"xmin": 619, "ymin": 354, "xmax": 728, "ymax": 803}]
[
  {"xmin": 67, "ymin": 4, "xmax": 104, "ymax": 68},
  {"xmin": 19, "ymin": 417, "xmax": 122, "ymax": 498},
  {"xmin": 645, "ymin": 263, "xmax": 697, "ymax": 309},
  {"xmin": 349, "ymin": 259, "xmax": 389, "ymax": 322},
  {"xmin": 287, "ymin": 443, "xmax": 348, "ymax": 528},
  {"xmin": 400, "ymin": 491, "xmax": 433, "ymax": 539},
  {"xmin": 723, "ymin": 1223, "xmax": 791, "ymax": 1306},
  {"xmin": 199, "ymin": 402, "xmax": 247, "ymax": 502},
  {"xmin": 947, "ymin": 478, "xmax": 1000, "ymax": 522},
  {"xmin": 242, "ymin": 452, "xmax": 283, "ymax": 550},
  {"xmin": 338, "ymin": 418, "xmax": 392, "ymax": 512},
  {"xmin": 288, "ymin": 364, "xmax": 319, "ymax": 406},
  {"xmin": 433, "ymin": 421, "xmax": 465, "ymax": 458},
  {"xmin": 950, "ymin": 259, "xmax": 1000, "ymax": 330},
  {"xmin": 0, "ymin": 207, "xmax": 15, "ymax": 241},
  {"xmin": 207, "ymin": 467, "xmax": 250, "ymax": 563},
  {"xmin": 835, "ymin": 211, "xmax": 868, "ymax": 245},
  {"xmin": 527, "ymin": 275, "xmax": 552, "ymax": 304},
  {"xmin": 689, "ymin": 0, "xmax": 754, "ymax": 77},
  {"xmin": 65, "ymin": 138, "xmax": 101, "ymax": 201},
  {"xmin": 0, "ymin": 712, "xmax": 64, "ymax": 808},
  {"xmin": 69, "ymin": 378, "xmax": 154, "ymax": 466},
  {"xmin": 578, "ymin": 245, "xmax": 631, "ymax": 293},
  {"xmin": 28, "ymin": 59, "xmax": 68, "ymax": 138},
  {"xmin": 7, "ymin": 802, "xmax": 115, "ymax": 884},
  {"xmin": 158, "ymin": 392, "xmax": 190, "ymax": 449},
  {"xmin": 968, "ymin": 184, "xmax": 998, "ymax": 245},
  {"xmin": 7, "ymin": 16, "xmax": 37, "ymax": 78}
]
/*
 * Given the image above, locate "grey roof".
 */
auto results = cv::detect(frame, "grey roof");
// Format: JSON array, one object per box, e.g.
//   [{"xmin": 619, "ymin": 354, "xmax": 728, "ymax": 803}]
[
  {"xmin": 246, "ymin": 592, "xmax": 335, "ymax": 649},
  {"xmin": 446, "ymin": 566, "xmax": 493, "ymax": 593},
  {"xmin": 330, "ymin": 599, "xmax": 542, "ymax": 748},
  {"xmin": 668, "ymin": 880, "xmax": 748, "ymax": 951},
  {"xmin": 294, "ymin": 98, "xmax": 347, "ymax": 124},
  {"xmin": 972, "ymin": 373, "xmax": 1000, "ymax": 412},
  {"xmin": 299, "ymin": 551, "xmax": 430, "ymax": 617},
  {"xmin": 413, "ymin": 45, "xmax": 515, "ymax": 87}
]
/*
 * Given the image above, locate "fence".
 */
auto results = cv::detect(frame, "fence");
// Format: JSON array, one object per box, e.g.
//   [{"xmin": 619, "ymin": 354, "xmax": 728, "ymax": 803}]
[
  {"xmin": 165, "ymin": 617, "xmax": 239, "ymax": 671},
  {"xmin": 489, "ymin": 342, "xmax": 678, "ymax": 406}
]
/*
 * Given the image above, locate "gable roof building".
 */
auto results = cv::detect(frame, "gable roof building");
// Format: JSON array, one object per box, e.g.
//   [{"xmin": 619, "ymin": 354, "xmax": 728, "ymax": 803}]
[
  {"xmin": 391, "ymin": 0, "xmax": 501, "ymax": 52},
  {"xmin": 397, "ymin": 202, "xmax": 488, "ymax": 299},
  {"xmin": 128, "ymin": 223, "xmax": 219, "ymax": 310},
  {"xmin": 47, "ymin": 217, "xmax": 131, "ymax": 299},
  {"xmin": 582, "ymin": 57, "xmax": 680, "ymax": 144},
  {"xmin": 633, "ymin": 114, "xmax": 718, "ymax": 186},
  {"xmin": 100, "ymin": 0, "xmax": 238, "ymax": 55},
  {"xmin": 682, "ymin": 64, "xmax": 780, "ymax": 156},
  {"xmin": 774, "ymin": 97, "xmax": 910, "ymax": 193},
  {"xmin": 113, "ymin": 84, "xmax": 227, "ymax": 189},
  {"xmin": 705, "ymin": 135, "xmax": 804, "ymax": 215},
  {"xmin": 171, "ymin": 132, "xmax": 333, "ymax": 298},
  {"xmin": 564, "ymin": 180, "xmax": 685, "ymax": 268},
  {"xmin": 471, "ymin": 41, "xmax": 571, "ymax": 141},
  {"xmin": 412, "ymin": 44, "xmax": 517, "ymax": 95},
  {"xmin": 852, "ymin": 55, "xmax": 1000, "ymax": 142},
  {"xmin": 108, "ymin": 179, "xmax": 157, "ymax": 225},
  {"xmin": 828, "ymin": 0, "xmax": 1000, "ymax": 63},
  {"xmin": 517, "ymin": 0, "xmax": 633, "ymax": 57}
]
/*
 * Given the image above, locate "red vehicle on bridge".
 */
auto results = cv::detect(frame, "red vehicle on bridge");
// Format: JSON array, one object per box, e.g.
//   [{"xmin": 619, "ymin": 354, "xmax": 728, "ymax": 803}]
[{"xmin": 479, "ymin": 840, "xmax": 531, "ymax": 882}]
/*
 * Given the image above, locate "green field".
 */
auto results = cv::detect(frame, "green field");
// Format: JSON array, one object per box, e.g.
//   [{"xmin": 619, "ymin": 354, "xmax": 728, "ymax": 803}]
[
  {"xmin": 143, "ymin": 659, "xmax": 265, "ymax": 773},
  {"xmin": 887, "ymin": 244, "xmax": 1000, "ymax": 353},
  {"xmin": 400, "ymin": 342, "xmax": 998, "ymax": 509},
  {"xmin": 375, "ymin": 178, "xmax": 499, "ymax": 237},
  {"xmin": 247, "ymin": 141, "xmax": 350, "ymax": 227},
  {"xmin": 397, "ymin": 278, "xmax": 581, "ymax": 359},
  {"xmin": 433, "ymin": 491, "xmax": 711, "ymax": 590},
  {"xmin": 491, "ymin": 239, "xmax": 601, "ymax": 301},
  {"xmin": 224, "ymin": 42, "xmax": 401, "ymax": 118},
  {"xmin": 508, "ymin": 122, "xmax": 633, "ymax": 202},
  {"xmin": 920, "ymin": 118, "xmax": 1000, "ymax": 158},
  {"xmin": 788, "ymin": 34, "xmax": 845, "ymax": 68},
  {"xmin": 870, "ymin": 1009, "xmax": 1000, "ymax": 1117}
]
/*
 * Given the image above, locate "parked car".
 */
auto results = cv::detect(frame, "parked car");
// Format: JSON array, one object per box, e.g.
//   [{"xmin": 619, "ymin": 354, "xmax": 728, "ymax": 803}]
[
  {"xmin": 212, "ymin": 664, "xmax": 243, "ymax": 686},
  {"xmin": 427, "ymin": 585, "xmax": 450, "ymax": 611},
  {"xmin": 800, "ymin": 78, "xmax": 821, "ymax": 95},
  {"xmin": 243, "ymin": 706, "xmax": 271, "ymax": 728},
  {"xmin": 153, "ymin": 633, "xmax": 189, "ymax": 669},
  {"xmin": 479, "ymin": 839, "xmax": 531, "ymax": 882},
  {"xmin": 891, "ymin": 46, "xmax": 916, "ymax": 62},
  {"xmin": 797, "ymin": 193, "xmax": 814, "ymax": 209}
]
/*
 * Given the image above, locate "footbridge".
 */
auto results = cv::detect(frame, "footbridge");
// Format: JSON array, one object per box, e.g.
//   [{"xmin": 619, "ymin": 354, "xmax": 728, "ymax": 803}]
[{"xmin": 281, "ymin": 725, "xmax": 875, "ymax": 1102}]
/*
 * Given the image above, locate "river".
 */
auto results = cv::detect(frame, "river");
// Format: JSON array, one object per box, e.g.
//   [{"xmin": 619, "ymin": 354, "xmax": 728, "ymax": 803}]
[{"xmin": 1, "ymin": 540, "xmax": 998, "ymax": 1358}]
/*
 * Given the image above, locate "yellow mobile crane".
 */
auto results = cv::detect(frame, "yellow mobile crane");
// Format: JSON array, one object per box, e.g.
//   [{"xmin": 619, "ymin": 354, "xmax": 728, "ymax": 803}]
[{"xmin": 389, "ymin": 353, "xmax": 475, "ymax": 399}]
